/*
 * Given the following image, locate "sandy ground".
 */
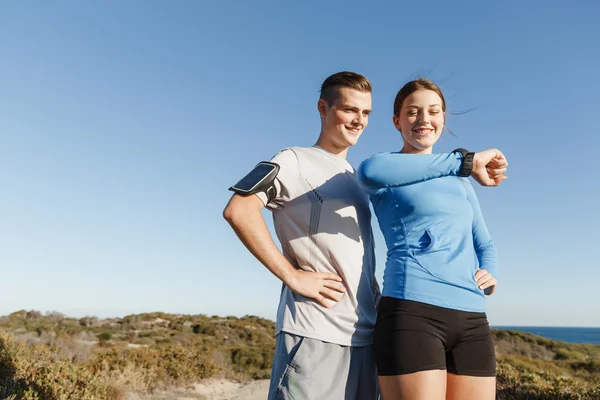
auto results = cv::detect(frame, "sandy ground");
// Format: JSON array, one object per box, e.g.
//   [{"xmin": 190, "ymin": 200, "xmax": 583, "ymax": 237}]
[{"xmin": 126, "ymin": 378, "xmax": 269, "ymax": 400}]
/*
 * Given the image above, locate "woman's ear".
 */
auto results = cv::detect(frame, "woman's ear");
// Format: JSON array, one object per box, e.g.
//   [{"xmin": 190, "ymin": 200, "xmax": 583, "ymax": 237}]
[{"xmin": 392, "ymin": 114, "xmax": 402, "ymax": 132}]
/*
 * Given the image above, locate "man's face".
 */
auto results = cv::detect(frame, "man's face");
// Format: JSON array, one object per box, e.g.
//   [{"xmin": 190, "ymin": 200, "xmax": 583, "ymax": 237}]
[{"xmin": 318, "ymin": 88, "xmax": 372, "ymax": 150}]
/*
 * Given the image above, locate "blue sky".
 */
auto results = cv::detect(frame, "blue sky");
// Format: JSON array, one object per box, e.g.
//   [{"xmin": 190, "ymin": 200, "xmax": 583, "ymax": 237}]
[{"xmin": 1, "ymin": 1, "xmax": 598, "ymax": 326}]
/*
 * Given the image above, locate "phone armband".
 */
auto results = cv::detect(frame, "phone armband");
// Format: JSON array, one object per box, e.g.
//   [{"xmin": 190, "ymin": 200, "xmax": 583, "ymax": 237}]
[{"xmin": 229, "ymin": 161, "xmax": 280, "ymax": 202}]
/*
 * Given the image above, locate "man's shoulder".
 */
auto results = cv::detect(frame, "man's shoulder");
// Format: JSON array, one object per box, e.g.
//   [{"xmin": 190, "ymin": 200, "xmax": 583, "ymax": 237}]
[
  {"xmin": 270, "ymin": 146, "xmax": 312, "ymax": 158},
  {"xmin": 276, "ymin": 146, "xmax": 314, "ymax": 155},
  {"xmin": 269, "ymin": 147, "xmax": 300, "ymax": 164},
  {"xmin": 270, "ymin": 146, "xmax": 324, "ymax": 165}
]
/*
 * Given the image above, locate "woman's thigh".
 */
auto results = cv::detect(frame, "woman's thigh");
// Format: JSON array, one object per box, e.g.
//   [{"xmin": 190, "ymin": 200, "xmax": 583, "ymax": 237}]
[
  {"xmin": 446, "ymin": 374, "xmax": 496, "ymax": 400},
  {"xmin": 379, "ymin": 370, "xmax": 446, "ymax": 400}
]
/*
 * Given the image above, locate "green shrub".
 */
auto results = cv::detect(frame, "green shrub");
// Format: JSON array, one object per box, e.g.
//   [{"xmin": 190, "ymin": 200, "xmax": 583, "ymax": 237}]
[
  {"xmin": 554, "ymin": 348, "xmax": 587, "ymax": 361},
  {"xmin": 497, "ymin": 357, "xmax": 599, "ymax": 399},
  {"xmin": 570, "ymin": 359, "xmax": 600, "ymax": 373},
  {"xmin": 193, "ymin": 322, "xmax": 216, "ymax": 335},
  {"xmin": 0, "ymin": 332, "xmax": 118, "ymax": 400},
  {"xmin": 97, "ymin": 332, "xmax": 112, "ymax": 343},
  {"xmin": 227, "ymin": 343, "xmax": 274, "ymax": 378}
]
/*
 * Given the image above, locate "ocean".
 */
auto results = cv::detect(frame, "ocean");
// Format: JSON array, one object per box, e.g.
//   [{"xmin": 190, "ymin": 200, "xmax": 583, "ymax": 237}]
[{"xmin": 493, "ymin": 326, "xmax": 600, "ymax": 345}]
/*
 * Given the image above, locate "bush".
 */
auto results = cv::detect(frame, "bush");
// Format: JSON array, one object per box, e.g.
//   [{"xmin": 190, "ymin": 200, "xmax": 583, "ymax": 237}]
[
  {"xmin": 98, "ymin": 332, "xmax": 112, "ymax": 343},
  {"xmin": 554, "ymin": 348, "xmax": 587, "ymax": 361},
  {"xmin": 0, "ymin": 332, "xmax": 118, "ymax": 400},
  {"xmin": 193, "ymin": 322, "xmax": 216, "ymax": 336},
  {"xmin": 228, "ymin": 344, "xmax": 275, "ymax": 378},
  {"xmin": 570, "ymin": 360, "xmax": 600, "ymax": 374},
  {"xmin": 497, "ymin": 357, "xmax": 600, "ymax": 399},
  {"xmin": 88, "ymin": 344, "xmax": 217, "ymax": 392}
]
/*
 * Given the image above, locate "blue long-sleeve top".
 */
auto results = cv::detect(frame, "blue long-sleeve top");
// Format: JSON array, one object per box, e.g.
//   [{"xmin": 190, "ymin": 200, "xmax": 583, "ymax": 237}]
[{"xmin": 357, "ymin": 152, "xmax": 498, "ymax": 312}]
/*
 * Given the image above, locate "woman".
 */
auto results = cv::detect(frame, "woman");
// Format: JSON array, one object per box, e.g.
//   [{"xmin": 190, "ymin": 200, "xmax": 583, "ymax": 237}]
[{"xmin": 357, "ymin": 79, "xmax": 506, "ymax": 400}]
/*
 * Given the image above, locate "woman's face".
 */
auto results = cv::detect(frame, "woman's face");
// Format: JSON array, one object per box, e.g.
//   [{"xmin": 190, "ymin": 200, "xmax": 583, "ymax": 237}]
[{"xmin": 393, "ymin": 89, "xmax": 445, "ymax": 154}]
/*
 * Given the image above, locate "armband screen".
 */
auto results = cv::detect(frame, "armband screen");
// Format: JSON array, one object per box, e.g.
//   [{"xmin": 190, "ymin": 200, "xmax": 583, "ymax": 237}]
[{"xmin": 229, "ymin": 162, "xmax": 280, "ymax": 200}]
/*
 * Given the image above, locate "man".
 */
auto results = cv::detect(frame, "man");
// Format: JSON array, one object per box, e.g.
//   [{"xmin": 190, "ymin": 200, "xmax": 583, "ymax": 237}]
[{"xmin": 223, "ymin": 71, "xmax": 507, "ymax": 399}]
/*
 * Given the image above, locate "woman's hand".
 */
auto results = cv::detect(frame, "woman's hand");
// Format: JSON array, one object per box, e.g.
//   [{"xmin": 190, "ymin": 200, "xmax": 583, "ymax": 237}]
[
  {"xmin": 475, "ymin": 268, "xmax": 497, "ymax": 295},
  {"xmin": 472, "ymin": 149, "xmax": 508, "ymax": 186}
]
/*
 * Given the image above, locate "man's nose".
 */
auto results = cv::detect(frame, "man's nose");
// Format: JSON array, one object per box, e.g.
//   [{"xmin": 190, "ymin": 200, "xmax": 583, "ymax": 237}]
[{"xmin": 355, "ymin": 114, "xmax": 366, "ymax": 127}]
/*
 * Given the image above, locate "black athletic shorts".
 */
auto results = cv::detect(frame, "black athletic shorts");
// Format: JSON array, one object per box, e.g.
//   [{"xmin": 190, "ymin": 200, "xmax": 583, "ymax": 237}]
[{"xmin": 374, "ymin": 297, "xmax": 496, "ymax": 377}]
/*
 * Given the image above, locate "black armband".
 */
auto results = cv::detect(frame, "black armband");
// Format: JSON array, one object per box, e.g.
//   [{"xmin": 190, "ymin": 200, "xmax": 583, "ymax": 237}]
[
  {"xmin": 452, "ymin": 148, "xmax": 475, "ymax": 177},
  {"xmin": 229, "ymin": 161, "xmax": 280, "ymax": 202}
]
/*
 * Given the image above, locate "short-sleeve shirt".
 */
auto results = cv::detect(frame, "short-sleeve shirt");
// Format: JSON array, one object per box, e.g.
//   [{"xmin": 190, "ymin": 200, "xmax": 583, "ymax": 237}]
[{"xmin": 256, "ymin": 146, "xmax": 378, "ymax": 346}]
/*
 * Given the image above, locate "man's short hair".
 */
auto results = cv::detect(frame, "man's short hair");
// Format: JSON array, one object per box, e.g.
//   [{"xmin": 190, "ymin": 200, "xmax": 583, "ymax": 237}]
[{"xmin": 320, "ymin": 71, "xmax": 372, "ymax": 106}]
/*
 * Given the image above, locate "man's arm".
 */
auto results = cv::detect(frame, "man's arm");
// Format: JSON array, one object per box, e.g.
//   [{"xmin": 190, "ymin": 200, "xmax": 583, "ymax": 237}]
[
  {"xmin": 223, "ymin": 193, "xmax": 346, "ymax": 307},
  {"xmin": 357, "ymin": 150, "xmax": 508, "ymax": 194}
]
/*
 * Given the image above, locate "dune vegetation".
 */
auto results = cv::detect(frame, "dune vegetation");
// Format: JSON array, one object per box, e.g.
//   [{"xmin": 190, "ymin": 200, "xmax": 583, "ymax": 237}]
[{"xmin": 0, "ymin": 310, "xmax": 598, "ymax": 399}]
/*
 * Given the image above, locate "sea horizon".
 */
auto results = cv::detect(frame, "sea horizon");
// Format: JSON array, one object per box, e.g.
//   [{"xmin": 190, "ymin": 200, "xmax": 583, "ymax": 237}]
[{"xmin": 492, "ymin": 326, "xmax": 600, "ymax": 345}]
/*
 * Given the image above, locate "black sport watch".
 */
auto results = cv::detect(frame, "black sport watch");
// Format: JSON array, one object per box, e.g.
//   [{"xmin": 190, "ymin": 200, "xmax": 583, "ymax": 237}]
[{"xmin": 452, "ymin": 148, "xmax": 475, "ymax": 177}]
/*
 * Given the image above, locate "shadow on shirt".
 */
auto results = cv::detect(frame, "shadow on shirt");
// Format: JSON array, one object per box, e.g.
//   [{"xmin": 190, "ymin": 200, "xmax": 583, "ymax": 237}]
[{"xmin": 268, "ymin": 171, "xmax": 378, "ymax": 346}]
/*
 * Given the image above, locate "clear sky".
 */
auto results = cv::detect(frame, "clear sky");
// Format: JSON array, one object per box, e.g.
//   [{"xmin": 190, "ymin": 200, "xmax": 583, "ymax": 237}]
[{"xmin": 1, "ymin": 1, "xmax": 599, "ymax": 326}]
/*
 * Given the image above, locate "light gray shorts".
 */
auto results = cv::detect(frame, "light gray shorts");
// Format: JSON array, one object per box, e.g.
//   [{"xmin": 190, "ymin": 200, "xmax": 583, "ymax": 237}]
[{"xmin": 268, "ymin": 332, "xmax": 379, "ymax": 400}]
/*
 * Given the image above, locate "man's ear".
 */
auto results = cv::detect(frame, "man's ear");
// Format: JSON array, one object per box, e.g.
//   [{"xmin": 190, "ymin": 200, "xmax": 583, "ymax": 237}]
[{"xmin": 317, "ymin": 98, "xmax": 328, "ymax": 119}]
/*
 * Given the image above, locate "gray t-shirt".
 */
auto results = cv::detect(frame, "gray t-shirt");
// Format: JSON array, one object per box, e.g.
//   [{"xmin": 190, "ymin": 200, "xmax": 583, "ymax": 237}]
[{"xmin": 257, "ymin": 146, "xmax": 378, "ymax": 346}]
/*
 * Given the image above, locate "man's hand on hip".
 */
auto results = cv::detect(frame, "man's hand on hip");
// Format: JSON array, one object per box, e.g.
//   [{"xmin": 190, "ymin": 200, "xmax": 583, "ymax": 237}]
[{"xmin": 287, "ymin": 269, "xmax": 346, "ymax": 308}]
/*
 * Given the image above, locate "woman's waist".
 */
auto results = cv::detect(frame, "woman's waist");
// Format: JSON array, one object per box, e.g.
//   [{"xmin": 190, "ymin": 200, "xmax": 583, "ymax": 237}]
[{"xmin": 383, "ymin": 256, "xmax": 482, "ymax": 297}]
